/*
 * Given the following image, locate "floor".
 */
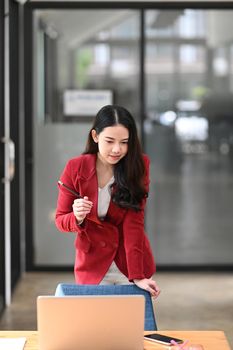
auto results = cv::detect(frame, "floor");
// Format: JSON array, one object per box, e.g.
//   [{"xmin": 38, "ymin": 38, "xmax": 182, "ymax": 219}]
[{"xmin": 0, "ymin": 272, "xmax": 232, "ymax": 348}]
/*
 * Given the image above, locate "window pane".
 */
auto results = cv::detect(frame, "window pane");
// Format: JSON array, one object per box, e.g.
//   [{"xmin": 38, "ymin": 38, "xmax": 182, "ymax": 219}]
[
  {"xmin": 145, "ymin": 9, "xmax": 233, "ymax": 266},
  {"xmin": 32, "ymin": 9, "xmax": 140, "ymax": 265}
]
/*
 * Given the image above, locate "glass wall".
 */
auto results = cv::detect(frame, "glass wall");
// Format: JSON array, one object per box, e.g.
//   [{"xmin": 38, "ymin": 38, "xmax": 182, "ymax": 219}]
[
  {"xmin": 31, "ymin": 6, "xmax": 233, "ymax": 267},
  {"xmin": 35, "ymin": 9, "xmax": 141, "ymax": 123},
  {"xmin": 145, "ymin": 9, "xmax": 233, "ymax": 265},
  {"xmin": 33, "ymin": 9, "xmax": 141, "ymax": 265}
]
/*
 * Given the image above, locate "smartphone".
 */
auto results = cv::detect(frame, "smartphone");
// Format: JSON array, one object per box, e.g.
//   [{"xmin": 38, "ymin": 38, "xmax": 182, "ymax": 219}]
[{"xmin": 144, "ymin": 333, "xmax": 183, "ymax": 345}]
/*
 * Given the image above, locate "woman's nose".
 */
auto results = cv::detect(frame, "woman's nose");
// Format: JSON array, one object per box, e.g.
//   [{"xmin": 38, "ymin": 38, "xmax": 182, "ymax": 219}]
[{"xmin": 112, "ymin": 143, "xmax": 120, "ymax": 153}]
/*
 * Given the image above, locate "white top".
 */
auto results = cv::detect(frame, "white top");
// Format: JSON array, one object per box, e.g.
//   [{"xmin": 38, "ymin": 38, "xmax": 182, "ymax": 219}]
[
  {"xmin": 98, "ymin": 177, "xmax": 114, "ymax": 218},
  {"xmin": 97, "ymin": 176, "xmax": 132, "ymax": 284}
]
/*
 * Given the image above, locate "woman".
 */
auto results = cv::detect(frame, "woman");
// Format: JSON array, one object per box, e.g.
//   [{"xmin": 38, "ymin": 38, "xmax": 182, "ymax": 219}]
[{"xmin": 55, "ymin": 105, "xmax": 160, "ymax": 298}]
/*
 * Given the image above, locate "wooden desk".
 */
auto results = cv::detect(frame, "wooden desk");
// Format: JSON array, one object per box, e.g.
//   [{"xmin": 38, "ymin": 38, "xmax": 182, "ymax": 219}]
[
  {"xmin": 144, "ymin": 331, "xmax": 231, "ymax": 349},
  {"xmin": 0, "ymin": 330, "xmax": 231, "ymax": 350}
]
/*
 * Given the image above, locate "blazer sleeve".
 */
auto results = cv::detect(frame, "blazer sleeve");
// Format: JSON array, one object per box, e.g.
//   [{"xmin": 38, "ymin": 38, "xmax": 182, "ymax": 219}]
[
  {"xmin": 122, "ymin": 155, "xmax": 152, "ymax": 280},
  {"xmin": 55, "ymin": 159, "xmax": 85, "ymax": 234}
]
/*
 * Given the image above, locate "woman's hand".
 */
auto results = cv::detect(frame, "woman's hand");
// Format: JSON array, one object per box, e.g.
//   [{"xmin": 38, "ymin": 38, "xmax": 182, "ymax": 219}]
[
  {"xmin": 72, "ymin": 196, "xmax": 93, "ymax": 224},
  {"xmin": 133, "ymin": 278, "xmax": 160, "ymax": 298}
]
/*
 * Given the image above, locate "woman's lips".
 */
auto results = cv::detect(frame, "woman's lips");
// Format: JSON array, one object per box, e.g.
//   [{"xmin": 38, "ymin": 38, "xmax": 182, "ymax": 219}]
[{"xmin": 109, "ymin": 155, "xmax": 121, "ymax": 160}]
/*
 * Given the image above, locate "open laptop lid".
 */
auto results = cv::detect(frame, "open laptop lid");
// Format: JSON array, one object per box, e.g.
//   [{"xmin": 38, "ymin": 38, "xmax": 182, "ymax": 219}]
[{"xmin": 37, "ymin": 295, "xmax": 145, "ymax": 350}]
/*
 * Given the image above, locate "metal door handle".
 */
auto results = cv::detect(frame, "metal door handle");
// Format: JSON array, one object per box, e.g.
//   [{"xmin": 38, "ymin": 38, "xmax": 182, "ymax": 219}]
[{"xmin": 1, "ymin": 137, "xmax": 15, "ymax": 182}]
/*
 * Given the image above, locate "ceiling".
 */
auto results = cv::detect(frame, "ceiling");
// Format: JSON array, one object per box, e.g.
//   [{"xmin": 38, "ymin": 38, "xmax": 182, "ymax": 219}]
[{"xmin": 36, "ymin": 9, "xmax": 133, "ymax": 47}]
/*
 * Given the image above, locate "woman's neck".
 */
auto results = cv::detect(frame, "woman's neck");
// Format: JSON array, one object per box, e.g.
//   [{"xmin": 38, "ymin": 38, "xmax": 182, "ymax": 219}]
[
  {"xmin": 96, "ymin": 153, "xmax": 113, "ymax": 171},
  {"xmin": 96, "ymin": 154, "xmax": 114, "ymax": 188}
]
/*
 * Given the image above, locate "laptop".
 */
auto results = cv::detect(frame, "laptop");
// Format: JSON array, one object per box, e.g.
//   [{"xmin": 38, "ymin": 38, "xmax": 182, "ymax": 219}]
[{"xmin": 37, "ymin": 295, "xmax": 145, "ymax": 350}]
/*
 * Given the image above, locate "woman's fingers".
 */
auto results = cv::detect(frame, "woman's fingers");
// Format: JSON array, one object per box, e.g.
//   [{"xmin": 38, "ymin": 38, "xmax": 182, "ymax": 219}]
[
  {"xmin": 73, "ymin": 197, "xmax": 93, "ymax": 211},
  {"xmin": 147, "ymin": 283, "xmax": 160, "ymax": 298},
  {"xmin": 150, "ymin": 284, "xmax": 161, "ymax": 299},
  {"xmin": 73, "ymin": 196, "xmax": 93, "ymax": 220},
  {"xmin": 133, "ymin": 278, "xmax": 161, "ymax": 298},
  {"xmin": 149, "ymin": 279, "xmax": 161, "ymax": 295}
]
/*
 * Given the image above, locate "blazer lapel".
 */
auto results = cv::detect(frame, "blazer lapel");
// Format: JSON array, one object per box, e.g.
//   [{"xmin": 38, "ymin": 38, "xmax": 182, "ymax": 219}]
[
  {"xmin": 107, "ymin": 199, "xmax": 127, "ymax": 226},
  {"xmin": 77, "ymin": 154, "xmax": 127, "ymax": 226},
  {"xmin": 77, "ymin": 154, "xmax": 103, "ymax": 225}
]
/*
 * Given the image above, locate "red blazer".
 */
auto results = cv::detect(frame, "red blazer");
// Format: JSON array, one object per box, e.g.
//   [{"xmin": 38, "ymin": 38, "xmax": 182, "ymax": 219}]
[{"xmin": 55, "ymin": 153, "xmax": 156, "ymax": 284}]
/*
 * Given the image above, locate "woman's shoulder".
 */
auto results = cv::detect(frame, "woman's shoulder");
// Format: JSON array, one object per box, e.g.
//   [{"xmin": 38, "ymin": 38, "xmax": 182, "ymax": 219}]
[
  {"xmin": 67, "ymin": 153, "xmax": 95, "ymax": 165},
  {"xmin": 66, "ymin": 154, "xmax": 96, "ymax": 173}
]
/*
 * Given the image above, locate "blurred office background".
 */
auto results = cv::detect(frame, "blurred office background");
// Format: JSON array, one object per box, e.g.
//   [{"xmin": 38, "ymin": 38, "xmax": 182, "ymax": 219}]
[
  {"xmin": 0, "ymin": 0, "xmax": 233, "ymax": 345},
  {"xmin": 29, "ymin": 6, "xmax": 233, "ymax": 269}
]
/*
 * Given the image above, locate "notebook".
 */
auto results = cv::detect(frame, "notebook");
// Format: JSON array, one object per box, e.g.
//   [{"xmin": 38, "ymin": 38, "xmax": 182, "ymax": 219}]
[{"xmin": 37, "ymin": 295, "xmax": 145, "ymax": 350}]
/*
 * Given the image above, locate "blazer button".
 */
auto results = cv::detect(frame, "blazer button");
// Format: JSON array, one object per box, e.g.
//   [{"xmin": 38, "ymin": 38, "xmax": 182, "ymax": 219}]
[{"xmin": 100, "ymin": 241, "xmax": 106, "ymax": 248}]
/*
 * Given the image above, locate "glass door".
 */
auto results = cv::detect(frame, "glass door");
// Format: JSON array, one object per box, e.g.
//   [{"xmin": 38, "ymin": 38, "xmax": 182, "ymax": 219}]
[
  {"xmin": 31, "ymin": 8, "xmax": 141, "ymax": 267},
  {"xmin": 144, "ymin": 9, "xmax": 233, "ymax": 266}
]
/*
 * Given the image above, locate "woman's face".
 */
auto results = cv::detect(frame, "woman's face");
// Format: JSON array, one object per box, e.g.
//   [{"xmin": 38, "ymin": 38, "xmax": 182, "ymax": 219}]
[{"xmin": 92, "ymin": 124, "xmax": 129, "ymax": 166}]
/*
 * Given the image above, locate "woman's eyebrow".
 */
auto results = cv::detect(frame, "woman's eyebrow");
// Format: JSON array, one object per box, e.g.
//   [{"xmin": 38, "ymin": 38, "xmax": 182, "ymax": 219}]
[{"xmin": 105, "ymin": 136, "xmax": 129, "ymax": 141}]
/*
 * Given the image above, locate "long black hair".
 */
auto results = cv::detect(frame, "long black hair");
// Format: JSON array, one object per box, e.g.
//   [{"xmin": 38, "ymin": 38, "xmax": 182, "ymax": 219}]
[{"xmin": 84, "ymin": 105, "xmax": 148, "ymax": 211}]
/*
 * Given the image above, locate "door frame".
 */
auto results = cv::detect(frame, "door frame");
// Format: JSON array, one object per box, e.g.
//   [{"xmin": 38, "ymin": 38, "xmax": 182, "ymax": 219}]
[
  {"xmin": 24, "ymin": 1, "xmax": 147, "ymax": 270},
  {"xmin": 1, "ymin": 0, "xmax": 21, "ymax": 307},
  {"xmin": 9, "ymin": 0, "xmax": 21, "ymax": 292},
  {"xmin": 0, "ymin": 0, "xmax": 5, "ymax": 314}
]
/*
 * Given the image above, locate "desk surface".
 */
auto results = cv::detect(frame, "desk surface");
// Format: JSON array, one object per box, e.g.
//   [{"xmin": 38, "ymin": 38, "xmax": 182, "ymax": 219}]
[{"xmin": 0, "ymin": 330, "xmax": 231, "ymax": 350}]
